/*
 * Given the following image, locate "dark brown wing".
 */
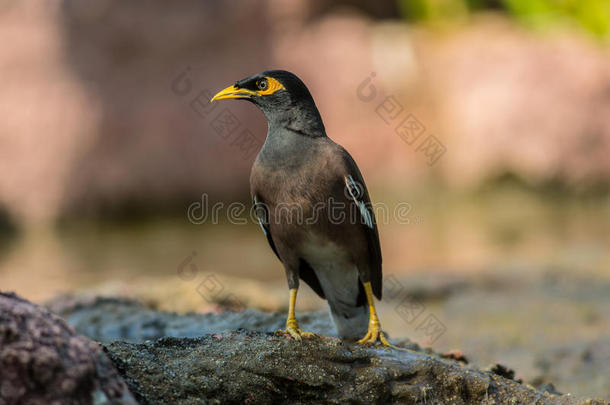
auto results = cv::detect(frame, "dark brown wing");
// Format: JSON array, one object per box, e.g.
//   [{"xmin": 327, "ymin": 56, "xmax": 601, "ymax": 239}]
[
  {"xmin": 252, "ymin": 195, "xmax": 281, "ymax": 260},
  {"xmin": 340, "ymin": 148, "xmax": 383, "ymax": 300}
]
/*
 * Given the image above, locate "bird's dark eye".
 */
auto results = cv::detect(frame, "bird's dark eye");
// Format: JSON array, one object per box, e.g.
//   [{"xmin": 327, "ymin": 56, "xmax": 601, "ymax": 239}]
[{"xmin": 257, "ymin": 79, "xmax": 268, "ymax": 91}]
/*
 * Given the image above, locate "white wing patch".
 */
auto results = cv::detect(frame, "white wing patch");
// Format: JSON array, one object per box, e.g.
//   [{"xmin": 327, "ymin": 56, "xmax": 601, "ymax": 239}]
[
  {"xmin": 345, "ymin": 175, "xmax": 373, "ymax": 229},
  {"xmin": 253, "ymin": 196, "xmax": 268, "ymax": 236}
]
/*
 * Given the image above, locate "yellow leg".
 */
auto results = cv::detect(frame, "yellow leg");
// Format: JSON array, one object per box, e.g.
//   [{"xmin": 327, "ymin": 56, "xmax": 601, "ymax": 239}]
[
  {"xmin": 277, "ymin": 288, "xmax": 315, "ymax": 340},
  {"xmin": 357, "ymin": 282, "xmax": 391, "ymax": 346}
]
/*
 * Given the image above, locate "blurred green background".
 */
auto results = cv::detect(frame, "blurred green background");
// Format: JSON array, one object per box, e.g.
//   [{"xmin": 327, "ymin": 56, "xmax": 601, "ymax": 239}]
[
  {"xmin": 0, "ymin": 0, "xmax": 609, "ymax": 398},
  {"xmin": 400, "ymin": 0, "xmax": 610, "ymax": 39}
]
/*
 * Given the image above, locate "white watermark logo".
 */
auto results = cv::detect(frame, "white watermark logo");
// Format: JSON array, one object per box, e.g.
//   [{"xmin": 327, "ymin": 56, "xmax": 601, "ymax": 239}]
[{"xmin": 186, "ymin": 193, "xmax": 419, "ymax": 226}]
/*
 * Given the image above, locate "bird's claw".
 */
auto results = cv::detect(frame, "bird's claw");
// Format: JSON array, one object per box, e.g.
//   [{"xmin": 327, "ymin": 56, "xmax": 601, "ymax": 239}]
[
  {"xmin": 276, "ymin": 319, "xmax": 315, "ymax": 340},
  {"xmin": 357, "ymin": 322, "xmax": 391, "ymax": 346}
]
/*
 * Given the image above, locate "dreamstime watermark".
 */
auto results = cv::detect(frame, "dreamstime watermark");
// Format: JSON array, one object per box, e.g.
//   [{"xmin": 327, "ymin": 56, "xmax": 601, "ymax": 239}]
[
  {"xmin": 176, "ymin": 251, "xmax": 246, "ymax": 310},
  {"xmin": 171, "ymin": 66, "xmax": 261, "ymax": 160},
  {"xmin": 188, "ymin": 178, "xmax": 422, "ymax": 226},
  {"xmin": 384, "ymin": 274, "xmax": 447, "ymax": 345},
  {"xmin": 356, "ymin": 72, "xmax": 447, "ymax": 166},
  {"xmin": 187, "ymin": 193, "xmax": 420, "ymax": 226}
]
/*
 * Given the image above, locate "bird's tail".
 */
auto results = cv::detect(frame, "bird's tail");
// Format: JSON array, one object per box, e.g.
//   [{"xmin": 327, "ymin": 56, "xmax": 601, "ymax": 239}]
[
  {"xmin": 307, "ymin": 262, "xmax": 370, "ymax": 340},
  {"xmin": 327, "ymin": 296, "xmax": 369, "ymax": 340}
]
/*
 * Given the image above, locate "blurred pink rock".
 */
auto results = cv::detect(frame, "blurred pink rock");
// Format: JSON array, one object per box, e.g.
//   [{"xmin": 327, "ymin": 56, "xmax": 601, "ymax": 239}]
[
  {"xmin": 0, "ymin": 0, "xmax": 271, "ymax": 226},
  {"xmin": 0, "ymin": 2, "xmax": 99, "ymax": 226},
  {"xmin": 421, "ymin": 18, "xmax": 610, "ymax": 189}
]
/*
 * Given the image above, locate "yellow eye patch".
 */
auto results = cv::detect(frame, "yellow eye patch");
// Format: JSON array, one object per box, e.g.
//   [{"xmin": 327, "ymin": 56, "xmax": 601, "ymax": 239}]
[
  {"xmin": 211, "ymin": 76, "xmax": 286, "ymax": 101},
  {"xmin": 257, "ymin": 77, "xmax": 285, "ymax": 96}
]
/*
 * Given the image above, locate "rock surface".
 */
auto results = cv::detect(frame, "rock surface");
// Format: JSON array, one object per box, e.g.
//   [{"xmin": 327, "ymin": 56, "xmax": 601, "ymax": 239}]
[
  {"xmin": 0, "ymin": 292, "xmax": 136, "ymax": 405},
  {"xmin": 104, "ymin": 332, "xmax": 601, "ymax": 405},
  {"xmin": 46, "ymin": 295, "xmax": 336, "ymax": 343},
  {"xmin": 49, "ymin": 295, "xmax": 608, "ymax": 405}
]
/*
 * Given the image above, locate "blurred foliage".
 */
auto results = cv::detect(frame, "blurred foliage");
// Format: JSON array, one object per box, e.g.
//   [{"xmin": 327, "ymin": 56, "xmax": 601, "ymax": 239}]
[{"xmin": 398, "ymin": 0, "xmax": 610, "ymax": 39}]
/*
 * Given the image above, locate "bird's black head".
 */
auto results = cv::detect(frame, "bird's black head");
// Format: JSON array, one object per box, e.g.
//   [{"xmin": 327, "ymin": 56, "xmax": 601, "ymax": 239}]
[{"xmin": 211, "ymin": 70, "xmax": 325, "ymax": 136}]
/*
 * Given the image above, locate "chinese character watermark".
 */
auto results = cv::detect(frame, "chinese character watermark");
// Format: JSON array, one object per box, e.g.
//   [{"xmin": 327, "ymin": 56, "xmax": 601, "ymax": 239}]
[
  {"xmin": 176, "ymin": 251, "xmax": 246, "ymax": 311},
  {"xmin": 171, "ymin": 66, "xmax": 261, "ymax": 160},
  {"xmin": 357, "ymin": 72, "xmax": 446, "ymax": 166},
  {"xmin": 385, "ymin": 274, "xmax": 447, "ymax": 345}
]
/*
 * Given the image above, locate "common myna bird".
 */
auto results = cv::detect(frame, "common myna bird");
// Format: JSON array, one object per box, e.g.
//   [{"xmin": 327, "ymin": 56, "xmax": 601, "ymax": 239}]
[{"xmin": 211, "ymin": 70, "xmax": 389, "ymax": 345}]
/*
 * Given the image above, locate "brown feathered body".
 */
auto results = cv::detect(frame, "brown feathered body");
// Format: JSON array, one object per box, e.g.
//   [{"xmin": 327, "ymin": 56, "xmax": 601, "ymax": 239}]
[{"xmin": 250, "ymin": 132, "xmax": 381, "ymax": 339}]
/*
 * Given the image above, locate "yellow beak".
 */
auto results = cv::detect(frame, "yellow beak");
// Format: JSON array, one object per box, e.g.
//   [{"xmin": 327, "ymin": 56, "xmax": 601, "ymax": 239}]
[{"xmin": 210, "ymin": 85, "xmax": 258, "ymax": 102}]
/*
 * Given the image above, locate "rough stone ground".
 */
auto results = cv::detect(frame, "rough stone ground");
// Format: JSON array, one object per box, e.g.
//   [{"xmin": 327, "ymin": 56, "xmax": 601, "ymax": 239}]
[
  {"xmin": 48, "ymin": 296, "xmax": 608, "ymax": 405},
  {"xmin": 104, "ymin": 331, "xmax": 603, "ymax": 405},
  {"xmin": 0, "ymin": 292, "xmax": 136, "ymax": 405}
]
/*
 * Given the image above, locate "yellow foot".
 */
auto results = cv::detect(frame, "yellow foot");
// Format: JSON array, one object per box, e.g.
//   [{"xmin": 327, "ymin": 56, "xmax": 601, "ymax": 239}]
[
  {"xmin": 357, "ymin": 325, "xmax": 391, "ymax": 346},
  {"xmin": 276, "ymin": 320, "xmax": 315, "ymax": 341},
  {"xmin": 357, "ymin": 326, "xmax": 418, "ymax": 353}
]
